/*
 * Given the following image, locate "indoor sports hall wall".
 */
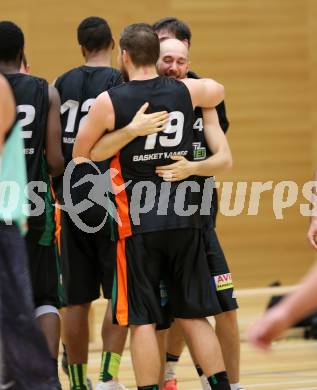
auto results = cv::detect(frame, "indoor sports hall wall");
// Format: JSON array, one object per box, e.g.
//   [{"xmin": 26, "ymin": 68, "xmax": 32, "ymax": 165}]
[{"xmin": 1, "ymin": 0, "xmax": 316, "ymax": 288}]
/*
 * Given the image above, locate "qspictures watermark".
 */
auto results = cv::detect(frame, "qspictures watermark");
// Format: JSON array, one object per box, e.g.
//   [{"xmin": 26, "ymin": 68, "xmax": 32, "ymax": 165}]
[{"xmin": 0, "ymin": 159, "xmax": 316, "ymax": 233}]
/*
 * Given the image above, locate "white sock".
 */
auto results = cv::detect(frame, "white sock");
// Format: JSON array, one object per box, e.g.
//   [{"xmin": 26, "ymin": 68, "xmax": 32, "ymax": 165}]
[
  {"xmin": 200, "ymin": 375, "xmax": 211, "ymax": 390},
  {"xmin": 230, "ymin": 383, "xmax": 242, "ymax": 390},
  {"xmin": 164, "ymin": 361, "xmax": 177, "ymax": 381}
]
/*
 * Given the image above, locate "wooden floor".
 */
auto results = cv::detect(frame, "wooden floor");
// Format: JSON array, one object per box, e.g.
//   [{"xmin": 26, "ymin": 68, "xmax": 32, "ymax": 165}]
[{"xmin": 59, "ymin": 287, "xmax": 317, "ymax": 390}]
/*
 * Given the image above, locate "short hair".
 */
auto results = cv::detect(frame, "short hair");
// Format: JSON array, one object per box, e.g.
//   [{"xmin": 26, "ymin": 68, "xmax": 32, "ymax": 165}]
[
  {"xmin": 77, "ymin": 16, "xmax": 113, "ymax": 51},
  {"xmin": 0, "ymin": 21, "xmax": 24, "ymax": 62},
  {"xmin": 120, "ymin": 23, "xmax": 160, "ymax": 67},
  {"xmin": 152, "ymin": 17, "xmax": 192, "ymax": 45}
]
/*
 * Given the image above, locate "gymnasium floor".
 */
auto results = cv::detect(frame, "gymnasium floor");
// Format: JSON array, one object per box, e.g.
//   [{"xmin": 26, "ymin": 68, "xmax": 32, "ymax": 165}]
[{"xmin": 59, "ymin": 287, "xmax": 317, "ymax": 389}]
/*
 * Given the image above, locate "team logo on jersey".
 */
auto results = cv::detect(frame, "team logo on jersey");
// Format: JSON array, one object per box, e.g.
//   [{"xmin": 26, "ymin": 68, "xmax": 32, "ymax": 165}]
[
  {"xmin": 160, "ymin": 280, "xmax": 168, "ymax": 307},
  {"xmin": 214, "ymin": 273, "xmax": 234, "ymax": 291},
  {"xmin": 192, "ymin": 142, "xmax": 206, "ymax": 160}
]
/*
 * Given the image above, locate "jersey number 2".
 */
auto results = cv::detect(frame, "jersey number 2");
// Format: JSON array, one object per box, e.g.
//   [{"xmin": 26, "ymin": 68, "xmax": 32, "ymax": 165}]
[{"xmin": 17, "ymin": 104, "xmax": 35, "ymax": 139}]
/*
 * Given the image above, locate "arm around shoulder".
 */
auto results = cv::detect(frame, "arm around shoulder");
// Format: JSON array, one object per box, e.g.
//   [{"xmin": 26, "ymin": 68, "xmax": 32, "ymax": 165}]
[{"xmin": 182, "ymin": 78, "xmax": 224, "ymax": 109}]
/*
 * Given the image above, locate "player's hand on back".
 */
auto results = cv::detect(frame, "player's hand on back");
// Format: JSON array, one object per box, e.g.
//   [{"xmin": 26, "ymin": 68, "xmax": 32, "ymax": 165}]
[{"xmin": 126, "ymin": 102, "xmax": 169, "ymax": 137}]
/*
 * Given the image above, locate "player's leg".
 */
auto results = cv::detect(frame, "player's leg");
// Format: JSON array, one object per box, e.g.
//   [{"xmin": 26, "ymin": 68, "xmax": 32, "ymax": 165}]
[
  {"xmin": 156, "ymin": 328, "xmax": 168, "ymax": 388},
  {"xmin": 215, "ymin": 311, "xmax": 240, "ymax": 388},
  {"xmin": 207, "ymin": 229, "xmax": 242, "ymax": 390},
  {"xmin": 178, "ymin": 318, "xmax": 228, "ymax": 382},
  {"xmin": 61, "ymin": 211, "xmax": 99, "ymax": 390},
  {"xmin": 131, "ymin": 324, "xmax": 161, "ymax": 388},
  {"xmin": 163, "ymin": 321, "xmax": 185, "ymax": 390},
  {"xmin": 0, "ymin": 222, "xmax": 59, "ymax": 388},
  {"xmin": 97, "ymin": 301, "xmax": 128, "ymax": 389},
  {"xmin": 96, "ymin": 231, "xmax": 129, "ymax": 389},
  {"xmin": 167, "ymin": 228, "xmax": 230, "ymax": 390},
  {"xmin": 25, "ymin": 227, "xmax": 61, "ymax": 384},
  {"xmin": 112, "ymin": 235, "xmax": 167, "ymax": 390}
]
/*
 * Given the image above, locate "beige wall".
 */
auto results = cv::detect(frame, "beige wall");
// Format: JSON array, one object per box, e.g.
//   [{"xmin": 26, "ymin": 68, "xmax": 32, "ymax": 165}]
[{"xmin": 1, "ymin": 0, "xmax": 315, "ymax": 287}]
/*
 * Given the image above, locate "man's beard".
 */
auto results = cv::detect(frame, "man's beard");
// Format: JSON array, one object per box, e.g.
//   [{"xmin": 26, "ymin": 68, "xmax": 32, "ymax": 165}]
[{"xmin": 166, "ymin": 69, "xmax": 178, "ymax": 79}]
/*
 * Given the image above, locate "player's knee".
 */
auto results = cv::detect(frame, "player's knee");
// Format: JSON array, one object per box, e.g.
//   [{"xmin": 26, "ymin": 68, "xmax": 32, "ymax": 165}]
[{"xmin": 216, "ymin": 309, "xmax": 238, "ymax": 327}]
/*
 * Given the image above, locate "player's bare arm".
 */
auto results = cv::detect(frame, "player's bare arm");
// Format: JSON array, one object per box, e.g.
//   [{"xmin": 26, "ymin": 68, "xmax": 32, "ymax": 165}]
[
  {"xmin": 90, "ymin": 102, "xmax": 169, "ymax": 161},
  {"xmin": 46, "ymin": 85, "xmax": 64, "ymax": 176},
  {"xmin": 0, "ymin": 76, "xmax": 16, "ymax": 150},
  {"xmin": 182, "ymin": 78, "xmax": 224, "ymax": 109},
  {"xmin": 73, "ymin": 91, "xmax": 114, "ymax": 162},
  {"xmin": 156, "ymin": 108, "xmax": 232, "ymax": 181},
  {"xmin": 248, "ymin": 262, "xmax": 317, "ymax": 350}
]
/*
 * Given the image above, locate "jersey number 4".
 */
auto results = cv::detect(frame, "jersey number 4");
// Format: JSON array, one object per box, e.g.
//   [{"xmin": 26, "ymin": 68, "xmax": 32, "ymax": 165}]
[{"xmin": 144, "ymin": 111, "xmax": 184, "ymax": 150}]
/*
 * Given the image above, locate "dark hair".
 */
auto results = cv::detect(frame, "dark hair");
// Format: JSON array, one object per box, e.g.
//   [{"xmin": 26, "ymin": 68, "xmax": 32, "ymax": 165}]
[
  {"xmin": 77, "ymin": 16, "xmax": 113, "ymax": 51},
  {"xmin": 0, "ymin": 21, "xmax": 24, "ymax": 62},
  {"xmin": 120, "ymin": 23, "xmax": 160, "ymax": 67},
  {"xmin": 152, "ymin": 17, "xmax": 191, "ymax": 45}
]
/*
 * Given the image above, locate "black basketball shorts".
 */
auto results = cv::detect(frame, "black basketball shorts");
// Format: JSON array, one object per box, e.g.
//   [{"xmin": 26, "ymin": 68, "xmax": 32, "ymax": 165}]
[
  {"xmin": 112, "ymin": 228, "xmax": 223, "ymax": 326},
  {"xmin": 203, "ymin": 225, "xmax": 238, "ymax": 312},
  {"xmin": 25, "ymin": 227, "xmax": 60, "ymax": 309},
  {"xmin": 61, "ymin": 211, "xmax": 116, "ymax": 305}
]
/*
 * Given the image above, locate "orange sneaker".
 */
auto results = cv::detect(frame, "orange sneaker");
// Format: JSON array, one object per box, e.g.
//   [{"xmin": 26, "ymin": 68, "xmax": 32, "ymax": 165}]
[{"xmin": 163, "ymin": 379, "xmax": 178, "ymax": 390}]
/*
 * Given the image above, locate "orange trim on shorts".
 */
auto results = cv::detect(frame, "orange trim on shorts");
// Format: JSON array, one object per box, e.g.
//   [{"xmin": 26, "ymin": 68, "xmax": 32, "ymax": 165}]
[
  {"xmin": 116, "ymin": 239, "xmax": 128, "ymax": 325},
  {"xmin": 50, "ymin": 179, "xmax": 62, "ymax": 255},
  {"xmin": 110, "ymin": 153, "xmax": 132, "ymax": 239},
  {"xmin": 54, "ymin": 203, "xmax": 62, "ymax": 256}
]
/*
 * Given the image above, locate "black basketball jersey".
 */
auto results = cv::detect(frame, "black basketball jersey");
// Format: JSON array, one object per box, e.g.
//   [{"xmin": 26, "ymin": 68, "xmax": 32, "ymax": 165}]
[
  {"xmin": 55, "ymin": 65, "xmax": 123, "ymax": 166},
  {"xmin": 108, "ymin": 76, "xmax": 202, "ymax": 238},
  {"xmin": 187, "ymin": 70, "xmax": 229, "ymax": 134},
  {"xmin": 188, "ymin": 70, "xmax": 230, "ymax": 227},
  {"xmin": 5, "ymin": 73, "xmax": 52, "ymax": 233}
]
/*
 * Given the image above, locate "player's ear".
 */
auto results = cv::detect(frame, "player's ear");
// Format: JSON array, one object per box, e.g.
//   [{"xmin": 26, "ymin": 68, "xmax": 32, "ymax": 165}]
[
  {"xmin": 122, "ymin": 49, "xmax": 129, "ymax": 64},
  {"xmin": 80, "ymin": 46, "xmax": 85, "ymax": 58},
  {"xmin": 111, "ymin": 38, "xmax": 115, "ymax": 50}
]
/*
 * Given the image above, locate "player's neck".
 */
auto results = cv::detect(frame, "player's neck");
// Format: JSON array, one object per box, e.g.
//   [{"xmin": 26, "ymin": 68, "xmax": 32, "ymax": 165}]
[
  {"xmin": 129, "ymin": 65, "xmax": 158, "ymax": 81},
  {"xmin": 0, "ymin": 63, "xmax": 20, "ymax": 74},
  {"xmin": 84, "ymin": 50, "xmax": 112, "ymax": 67}
]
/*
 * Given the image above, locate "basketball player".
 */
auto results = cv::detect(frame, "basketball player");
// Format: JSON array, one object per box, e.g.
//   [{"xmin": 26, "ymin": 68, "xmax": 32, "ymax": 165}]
[
  {"xmin": 248, "ymin": 170, "xmax": 317, "ymax": 349},
  {"xmin": 20, "ymin": 52, "xmax": 30, "ymax": 74},
  {"xmin": 0, "ymin": 20, "xmax": 64, "ymax": 387},
  {"xmin": 0, "ymin": 74, "xmax": 15, "ymax": 146},
  {"xmin": 0, "ymin": 74, "xmax": 59, "ymax": 389},
  {"xmin": 74, "ymin": 23, "xmax": 231, "ymax": 390},
  {"xmin": 152, "ymin": 18, "xmax": 243, "ymax": 390},
  {"xmin": 55, "ymin": 17, "xmax": 167, "ymax": 390}
]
